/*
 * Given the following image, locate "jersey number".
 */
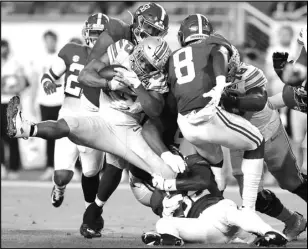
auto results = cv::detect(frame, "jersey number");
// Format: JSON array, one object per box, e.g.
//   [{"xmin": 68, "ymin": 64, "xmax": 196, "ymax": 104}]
[
  {"xmin": 173, "ymin": 47, "xmax": 196, "ymax": 85},
  {"xmin": 65, "ymin": 63, "xmax": 84, "ymax": 97}
]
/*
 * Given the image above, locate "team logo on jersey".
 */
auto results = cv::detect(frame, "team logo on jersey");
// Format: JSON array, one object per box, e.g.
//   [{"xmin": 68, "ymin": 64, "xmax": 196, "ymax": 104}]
[{"xmin": 73, "ymin": 55, "xmax": 80, "ymax": 62}]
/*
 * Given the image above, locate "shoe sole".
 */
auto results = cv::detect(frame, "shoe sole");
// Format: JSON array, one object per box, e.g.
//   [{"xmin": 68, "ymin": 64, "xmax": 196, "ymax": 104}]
[{"xmin": 6, "ymin": 96, "xmax": 20, "ymax": 138}]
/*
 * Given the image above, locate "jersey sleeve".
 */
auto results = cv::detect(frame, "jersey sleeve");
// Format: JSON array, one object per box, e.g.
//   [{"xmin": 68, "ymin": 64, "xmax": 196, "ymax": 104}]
[
  {"xmin": 107, "ymin": 39, "xmax": 134, "ymax": 65},
  {"xmin": 58, "ymin": 43, "xmax": 76, "ymax": 66}
]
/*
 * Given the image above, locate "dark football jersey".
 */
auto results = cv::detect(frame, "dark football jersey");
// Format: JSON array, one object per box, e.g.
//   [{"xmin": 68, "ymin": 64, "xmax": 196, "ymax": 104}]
[
  {"xmin": 168, "ymin": 34, "xmax": 233, "ymax": 115},
  {"xmin": 58, "ymin": 42, "xmax": 100, "ymax": 107}
]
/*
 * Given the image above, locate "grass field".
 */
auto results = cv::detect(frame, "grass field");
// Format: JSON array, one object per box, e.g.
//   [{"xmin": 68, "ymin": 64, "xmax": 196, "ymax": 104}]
[{"xmin": 1, "ymin": 180, "xmax": 307, "ymax": 248}]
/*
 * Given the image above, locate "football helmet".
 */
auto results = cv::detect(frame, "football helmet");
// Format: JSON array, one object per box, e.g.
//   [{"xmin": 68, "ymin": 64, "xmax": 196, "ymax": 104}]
[
  {"xmin": 82, "ymin": 13, "xmax": 109, "ymax": 48},
  {"xmin": 178, "ymin": 14, "xmax": 213, "ymax": 47},
  {"xmin": 132, "ymin": 3, "xmax": 169, "ymax": 43},
  {"xmin": 130, "ymin": 36, "xmax": 171, "ymax": 77}
]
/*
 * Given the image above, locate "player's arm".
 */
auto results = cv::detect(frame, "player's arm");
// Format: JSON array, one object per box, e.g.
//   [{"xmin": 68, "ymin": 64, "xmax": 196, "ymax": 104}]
[
  {"xmin": 86, "ymin": 31, "xmax": 115, "ymax": 63},
  {"xmin": 268, "ymin": 92, "xmax": 286, "ymax": 110},
  {"xmin": 78, "ymin": 54, "xmax": 110, "ymax": 88},
  {"xmin": 41, "ymin": 56, "xmax": 67, "ymax": 95},
  {"xmin": 211, "ymin": 45, "xmax": 229, "ymax": 87},
  {"xmin": 222, "ymin": 86, "xmax": 268, "ymax": 112}
]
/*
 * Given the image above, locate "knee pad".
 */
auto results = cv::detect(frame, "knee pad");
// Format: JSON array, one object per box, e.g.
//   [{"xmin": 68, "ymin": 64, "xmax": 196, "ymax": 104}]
[
  {"xmin": 54, "ymin": 169, "xmax": 74, "ymax": 186},
  {"xmin": 256, "ymin": 189, "xmax": 283, "ymax": 217},
  {"xmin": 243, "ymin": 139, "xmax": 265, "ymax": 159}
]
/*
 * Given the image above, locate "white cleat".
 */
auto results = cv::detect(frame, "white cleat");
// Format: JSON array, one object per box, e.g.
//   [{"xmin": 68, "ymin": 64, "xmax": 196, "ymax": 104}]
[
  {"xmin": 6, "ymin": 96, "xmax": 32, "ymax": 139},
  {"xmin": 283, "ymin": 212, "xmax": 307, "ymax": 241}
]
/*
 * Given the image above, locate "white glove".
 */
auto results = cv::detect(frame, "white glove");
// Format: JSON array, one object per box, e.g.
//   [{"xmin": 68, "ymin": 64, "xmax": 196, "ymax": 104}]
[
  {"xmin": 203, "ymin": 76, "xmax": 231, "ymax": 107},
  {"xmin": 107, "ymin": 78, "xmax": 126, "ymax": 91},
  {"xmin": 114, "ymin": 67, "xmax": 142, "ymax": 89},
  {"xmin": 161, "ymin": 151, "xmax": 186, "ymax": 173},
  {"xmin": 152, "ymin": 173, "xmax": 165, "ymax": 190},
  {"xmin": 162, "ymin": 194, "xmax": 184, "ymax": 217}
]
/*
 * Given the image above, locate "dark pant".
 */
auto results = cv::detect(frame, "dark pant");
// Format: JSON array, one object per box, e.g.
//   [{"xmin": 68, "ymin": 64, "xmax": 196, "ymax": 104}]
[
  {"xmin": 1, "ymin": 103, "xmax": 20, "ymax": 171},
  {"xmin": 39, "ymin": 105, "xmax": 61, "ymax": 168}
]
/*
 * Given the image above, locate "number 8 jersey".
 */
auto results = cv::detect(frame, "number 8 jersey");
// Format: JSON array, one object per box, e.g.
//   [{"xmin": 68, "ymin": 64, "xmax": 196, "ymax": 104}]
[{"xmin": 168, "ymin": 35, "xmax": 233, "ymax": 116}]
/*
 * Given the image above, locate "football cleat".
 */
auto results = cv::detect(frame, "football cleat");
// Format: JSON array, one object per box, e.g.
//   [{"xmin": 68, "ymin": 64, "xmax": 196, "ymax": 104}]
[
  {"xmin": 80, "ymin": 215, "xmax": 104, "ymax": 239},
  {"xmin": 51, "ymin": 185, "xmax": 66, "ymax": 208},
  {"xmin": 283, "ymin": 212, "xmax": 307, "ymax": 241},
  {"xmin": 6, "ymin": 96, "xmax": 31, "ymax": 139},
  {"xmin": 141, "ymin": 232, "xmax": 184, "ymax": 246},
  {"xmin": 253, "ymin": 231, "xmax": 288, "ymax": 247}
]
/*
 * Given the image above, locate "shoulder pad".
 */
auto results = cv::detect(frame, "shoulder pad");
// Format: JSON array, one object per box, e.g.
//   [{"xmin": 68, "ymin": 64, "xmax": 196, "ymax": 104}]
[{"xmin": 107, "ymin": 39, "xmax": 134, "ymax": 64}]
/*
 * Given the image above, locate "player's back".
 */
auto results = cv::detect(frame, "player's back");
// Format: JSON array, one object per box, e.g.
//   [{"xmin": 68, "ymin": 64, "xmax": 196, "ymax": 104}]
[
  {"xmin": 59, "ymin": 42, "xmax": 100, "ymax": 112},
  {"xmin": 168, "ymin": 40, "xmax": 217, "ymax": 115}
]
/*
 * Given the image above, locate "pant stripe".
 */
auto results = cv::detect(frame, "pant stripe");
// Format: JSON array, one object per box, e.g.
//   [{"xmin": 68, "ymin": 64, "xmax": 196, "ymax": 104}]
[{"xmin": 216, "ymin": 108, "xmax": 262, "ymax": 148}]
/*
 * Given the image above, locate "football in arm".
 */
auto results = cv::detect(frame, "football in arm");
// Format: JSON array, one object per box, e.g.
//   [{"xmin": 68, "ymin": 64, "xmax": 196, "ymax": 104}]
[{"xmin": 98, "ymin": 64, "xmax": 127, "ymax": 81}]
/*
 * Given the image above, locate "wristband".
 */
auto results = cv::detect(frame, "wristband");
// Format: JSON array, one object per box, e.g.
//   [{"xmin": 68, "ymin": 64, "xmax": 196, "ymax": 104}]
[{"xmin": 163, "ymin": 179, "xmax": 177, "ymax": 191}]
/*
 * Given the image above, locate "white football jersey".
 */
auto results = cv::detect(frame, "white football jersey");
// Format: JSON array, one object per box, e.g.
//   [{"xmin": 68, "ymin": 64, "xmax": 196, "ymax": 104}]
[
  {"xmin": 297, "ymin": 25, "xmax": 307, "ymax": 53},
  {"xmin": 226, "ymin": 62, "xmax": 280, "ymax": 142}
]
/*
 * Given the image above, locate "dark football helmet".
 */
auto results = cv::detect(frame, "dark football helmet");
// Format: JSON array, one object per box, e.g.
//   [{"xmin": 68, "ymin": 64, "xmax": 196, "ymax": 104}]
[
  {"xmin": 82, "ymin": 13, "xmax": 109, "ymax": 48},
  {"xmin": 132, "ymin": 3, "xmax": 169, "ymax": 43},
  {"xmin": 178, "ymin": 14, "xmax": 213, "ymax": 47}
]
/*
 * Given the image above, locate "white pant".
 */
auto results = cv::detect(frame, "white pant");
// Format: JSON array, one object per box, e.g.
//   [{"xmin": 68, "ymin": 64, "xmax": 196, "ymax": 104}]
[
  {"xmin": 156, "ymin": 199, "xmax": 274, "ymax": 244},
  {"xmin": 55, "ymin": 107, "xmax": 105, "ymax": 177}
]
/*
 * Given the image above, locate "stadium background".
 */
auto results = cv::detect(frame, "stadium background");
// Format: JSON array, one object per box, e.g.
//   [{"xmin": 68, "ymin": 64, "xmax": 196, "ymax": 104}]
[{"xmin": 1, "ymin": 1, "xmax": 307, "ymax": 184}]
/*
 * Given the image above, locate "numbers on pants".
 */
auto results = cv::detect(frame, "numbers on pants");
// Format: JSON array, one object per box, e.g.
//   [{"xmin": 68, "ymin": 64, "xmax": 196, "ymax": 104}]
[
  {"xmin": 65, "ymin": 62, "xmax": 84, "ymax": 97},
  {"xmin": 173, "ymin": 46, "xmax": 196, "ymax": 85}
]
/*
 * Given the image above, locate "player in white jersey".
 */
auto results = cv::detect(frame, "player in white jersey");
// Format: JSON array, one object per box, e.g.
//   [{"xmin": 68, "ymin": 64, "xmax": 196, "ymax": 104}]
[
  {"xmin": 220, "ymin": 61, "xmax": 307, "ymax": 241},
  {"xmin": 269, "ymin": 25, "xmax": 307, "ymax": 180}
]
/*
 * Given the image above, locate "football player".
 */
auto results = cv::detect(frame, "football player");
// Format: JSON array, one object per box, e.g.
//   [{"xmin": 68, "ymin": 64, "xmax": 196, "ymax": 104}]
[
  {"xmin": 127, "ymin": 152, "xmax": 287, "ymax": 247},
  {"xmin": 167, "ymin": 14, "xmax": 265, "ymax": 211},
  {"xmin": 269, "ymin": 25, "xmax": 307, "ymax": 179},
  {"xmin": 7, "ymin": 36, "xmax": 174, "ymax": 231},
  {"xmin": 220, "ymin": 60, "xmax": 307, "ymax": 241}
]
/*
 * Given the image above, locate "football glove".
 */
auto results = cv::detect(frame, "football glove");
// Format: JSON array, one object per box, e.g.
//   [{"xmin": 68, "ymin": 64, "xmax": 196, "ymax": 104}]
[
  {"xmin": 161, "ymin": 151, "xmax": 186, "ymax": 173},
  {"xmin": 152, "ymin": 174, "xmax": 166, "ymax": 190},
  {"xmin": 114, "ymin": 67, "xmax": 142, "ymax": 89},
  {"xmin": 272, "ymin": 52, "xmax": 292, "ymax": 69},
  {"xmin": 162, "ymin": 194, "xmax": 184, "ymax": 218},
  {"xmin": 43, "ymin": 81, "xmax": 61, "ymax": 95}
]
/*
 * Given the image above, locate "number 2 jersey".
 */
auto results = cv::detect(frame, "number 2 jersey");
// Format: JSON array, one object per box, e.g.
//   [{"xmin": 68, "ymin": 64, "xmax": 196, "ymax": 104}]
[
  {"xmin": 224, "ymin": 62, "xmax": 281, "ymax": 142},
  {"xmin": 168, "ymin": 34, "xmax": 234, "ymax": 115},
  {"xmin": 57, "ymin": 42, "xmax": 101, "ymax": 111}
]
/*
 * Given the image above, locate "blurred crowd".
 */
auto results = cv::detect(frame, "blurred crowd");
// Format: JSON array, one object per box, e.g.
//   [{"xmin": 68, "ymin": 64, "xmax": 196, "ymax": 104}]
[{"xmin": 1, "ymin": 2, "xmax": 307, "ymax": 185}]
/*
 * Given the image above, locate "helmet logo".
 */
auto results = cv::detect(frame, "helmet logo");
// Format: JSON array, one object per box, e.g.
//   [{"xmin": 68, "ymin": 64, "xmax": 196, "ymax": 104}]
[
  {"xmin": 140, "ymin": 4, "xmax": 151, "ymax": 13},
  {"xmin": 189, "ymin": 25, "xmax": 198, "ymax": 32},
  {"xmin": 73, "ymin": 55, "xmax": 80, "ymax": 62}
]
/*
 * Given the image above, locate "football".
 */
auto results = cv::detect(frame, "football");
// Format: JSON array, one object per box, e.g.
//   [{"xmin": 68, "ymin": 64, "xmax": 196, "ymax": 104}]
[{"xmin": 98, "ymin": 64, "xmax": 127, "ymax": 81}]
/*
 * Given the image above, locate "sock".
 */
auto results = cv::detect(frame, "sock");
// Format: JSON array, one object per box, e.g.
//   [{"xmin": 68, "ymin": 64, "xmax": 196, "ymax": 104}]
[
  {"xmin": 96, "ymin": 164, "xmax": 122, "ymax": 203},
  {"xmin": 292, "ymin": 181, "xmax": 307, "ymax": 202},
  {"xmin": 95, "ymin": 196, "xmax": 106, "ymax": 208},
  {"xmin": 30, "ymin": 124, "xmax": 38, "ymax": 137},
  {"xmin": 277, "ymin": 207, "xmax": 296, "ymax": 226},
  {"xmin": 241, "ymin": 158, "xmax": 263, "ymax": 210},
  {"xmin": 81, "ymin": 173, "xmax": 99, "ymax": 207}
]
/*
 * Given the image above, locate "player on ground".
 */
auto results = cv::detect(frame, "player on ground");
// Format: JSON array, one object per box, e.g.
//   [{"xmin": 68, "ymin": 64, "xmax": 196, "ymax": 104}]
[
  {"xmin": 167, "ymin": 14, "xmax": 265, "ymax": 211},
  {"xmin": 220, "ymin": 61, "xmax": 307, "ymax": 241},
  {"xmin": 127, "ymin": 152, "xmax": 288, "ymax": 247}
]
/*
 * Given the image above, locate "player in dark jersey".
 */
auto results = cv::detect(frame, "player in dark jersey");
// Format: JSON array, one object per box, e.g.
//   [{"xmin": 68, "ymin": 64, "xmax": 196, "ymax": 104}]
[
  {"xmin": 128, "ymin": 152, "xmax": 287, "ymax": 247},
  {"xmin": 6, "ymin": 13, "xmax": 108, "ymax": 238},
  {"xmin": 166, "ymin": 14, "xmax": 266, "ymax": 213}
]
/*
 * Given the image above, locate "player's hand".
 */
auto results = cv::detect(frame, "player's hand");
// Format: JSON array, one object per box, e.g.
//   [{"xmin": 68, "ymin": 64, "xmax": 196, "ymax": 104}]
[
  {"xmin": 203, "ymin": 82, "xmax": 232, "ymax": 107},
  {"xmin": 272, "ymin": 52, "xmax": 290, "ymax": 69},
  {"xmin": 107, "ymin": 78, "xmax": 126, "ymax": 91},
  {"xmin": 151, "ymin": 173, "xmax": 166, "ymax": 190},
  {"xmin": 161, "ymin": 151, "xmax": 186, "ymax": 173},
  {"xmin": 114, "ymin": 68, "xmax": 142, "ymax": 89},
  {"xmin": 162, "ymin": 194, "xmax": 184, "ymax": 217},
  {"xmin": 43, "ymin": 81, "xmax": 61, "ymax": 95},
  {"xmin": 109, "ymin": 92, "xmax": 130, "ymax": 111}
]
